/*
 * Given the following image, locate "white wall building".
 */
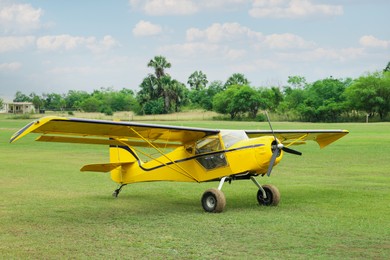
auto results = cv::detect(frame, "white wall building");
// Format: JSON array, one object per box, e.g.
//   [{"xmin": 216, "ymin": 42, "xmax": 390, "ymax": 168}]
[{"xmin": 0, "ymin": 102, "xmax": 36, "ymax": 114}]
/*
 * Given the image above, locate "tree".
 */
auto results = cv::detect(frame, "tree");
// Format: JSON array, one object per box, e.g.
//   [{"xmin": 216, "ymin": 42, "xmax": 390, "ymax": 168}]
[
  {"xmin": 213, "ymin": 86, "xmax": 239, "ymax": 119},
  {"xmin": 147, "ymin": 56, "xmax": 171, "ymax": 79},
  {"xmin": 236, "ymin": 86, "xmax": 262, "ymax": 118},
  {"xmin": 43, "ymin": 93, "xmax": 66, "ymax": 111},
  {"xmin": 202, "ymin": 81, "xmax": 224, "ymax": 110},
  {"xmin": 65, "ymin": 90, "xmax": 90, "ymax": 111},
  {"xmin": 384, "ymin": 61, "xmax": 390, "ymax": 72},
  {"xmin": 187, "ymin": 71, "xmax": 208, "ymax": 90},
  {"xmin": 0, "ymin": 98, "xmax": 3, "ymax": 110},
  {"xmin": 143, "ymin": 98, "xmax": 165, "ymax": 115},
  {"xmin": 213, "ymin": 85, "xmax": 261, "ymax": 119},
  {"xmin": 188, "ymin": 81, "xmax": 223, "ymax": 110},
  {"xmin": 138, "ymin": 56, "xmax": 188, "ymax": 114},
  {"xmin": 224, "ymin": 73, "xmax": 249, "ymax": 88},
  {"xmin": 298, "ymin": 77, "xmax": 350, "ymax": 122},
  {"xmin": 346, "ymin": 71, "xmax": 390, "ymax": 120},
  {"xmin": 30, "ymin": 93, "xmax": 44, "ymax": 111},
  {"xmin": 287, "ymin": 75, "xmax": 307, "ymax": 89},
  {"xmin": 14, "ymin": 91, "xmax": 31, "ymax": 102},
  {"xmin": 116, "ymin": 88, "xmax": 139, "ymax": 112},
  {"xmin": 160, "ymin": 75, "xmax": 176, "ymax": 113},
  {"xmin": 258, "ymin": 87, "xmax": 283, "ymax": 112},
  {"xmin": 170, "ymin": 80, "xmax": 189, "ymax": 112},
  {"xmin": 80, "ymin": 96, "xmax": 102, "ymax": 112}
]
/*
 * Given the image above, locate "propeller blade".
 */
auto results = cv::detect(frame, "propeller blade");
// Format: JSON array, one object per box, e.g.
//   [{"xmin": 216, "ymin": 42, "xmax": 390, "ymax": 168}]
[
  {"xmin": 282, "ymin": 146, "xmax": 302, "ymax": 156},
  {"xmin": 266, "ymin": 148, "xmax": 279, "ymax": 177},
  {"xmin": 264, "ymin": 111, "xmax": 285, "ymax": 176},
  {"xmin": 265, "ymin": 111, "xmax": 277, "ymax": 141}
]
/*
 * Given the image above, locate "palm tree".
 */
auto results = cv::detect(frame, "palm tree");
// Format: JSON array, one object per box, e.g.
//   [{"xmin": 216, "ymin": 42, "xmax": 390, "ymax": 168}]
[
  {"xmin": 384, "ymin": 61, "xmax": 390, "ymax": 72},
  {"xmin": 147, "ymin": 56, "xmax": 171, "ymax": 79},
  {"xmin": 224, "ymin": 73, "xmax": 250, "ymax": 88},
  {"xmin": 187, "ymin": 70, "xmax": 208, "ymax": 90}
]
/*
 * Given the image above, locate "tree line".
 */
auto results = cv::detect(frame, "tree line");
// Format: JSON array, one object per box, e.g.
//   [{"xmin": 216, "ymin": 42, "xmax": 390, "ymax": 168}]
[{"xmin": 4, "ymin": 56, "xmax": 390, "ymax": 122}]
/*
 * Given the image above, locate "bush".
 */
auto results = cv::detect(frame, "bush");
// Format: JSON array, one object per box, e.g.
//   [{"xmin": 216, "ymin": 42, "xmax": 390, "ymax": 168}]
[{"xmin": 142, "ymin": 98, "xmax": 165, "ymax": 115}]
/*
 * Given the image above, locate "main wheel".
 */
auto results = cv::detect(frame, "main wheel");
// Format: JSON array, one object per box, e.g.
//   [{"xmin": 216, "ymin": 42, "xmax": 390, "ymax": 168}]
[
  {"xmin": 257, "ymin": 184, "xmax": 280, "ymax": 206},
  {"xmin": 201, "ymin": 188, "xmax": 226, "ymax": 213}
]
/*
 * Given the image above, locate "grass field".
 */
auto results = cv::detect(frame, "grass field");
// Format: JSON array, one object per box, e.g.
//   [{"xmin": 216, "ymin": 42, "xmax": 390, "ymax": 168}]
[{"xmin": 1, "ymin": 115, "xmax": 389, "ymax": 259}]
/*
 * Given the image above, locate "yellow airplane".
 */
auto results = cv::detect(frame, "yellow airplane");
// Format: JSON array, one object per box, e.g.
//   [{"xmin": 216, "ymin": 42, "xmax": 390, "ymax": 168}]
[{"xmin": 10, "ymin": 116, "xmax": 348, "ymax": 213}]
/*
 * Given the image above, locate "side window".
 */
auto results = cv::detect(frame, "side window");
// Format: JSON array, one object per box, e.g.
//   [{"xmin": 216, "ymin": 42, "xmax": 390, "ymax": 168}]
[{"xmin": 195, "ymin": 135, "xmax": 227, "ymax": 170}]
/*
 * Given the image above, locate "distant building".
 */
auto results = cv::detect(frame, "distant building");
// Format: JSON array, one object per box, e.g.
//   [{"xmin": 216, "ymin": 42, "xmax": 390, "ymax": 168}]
[{"xmin": 0, "ymin": 102, "xmax": 36, "ymax": 114}]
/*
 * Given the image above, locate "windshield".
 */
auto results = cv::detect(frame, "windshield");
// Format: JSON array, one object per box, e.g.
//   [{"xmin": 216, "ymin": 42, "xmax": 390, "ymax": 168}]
[
  {"xmin": 195, "ymin": 135, "xmax": 222, "ymax": 154},
  {"xmin": 221, "ymin": 130, "xmax": 248, "ymax": 149}
]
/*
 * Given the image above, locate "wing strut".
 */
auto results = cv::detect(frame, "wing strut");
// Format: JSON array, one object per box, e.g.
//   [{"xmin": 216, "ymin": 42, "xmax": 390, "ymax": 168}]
[
  {"xmin": 284, "ymin": 133, "xmax": 308, "ymax": 147},
  {"xmin": 126, "ymin": 127, "xmax": 199, "ymax": 182}
]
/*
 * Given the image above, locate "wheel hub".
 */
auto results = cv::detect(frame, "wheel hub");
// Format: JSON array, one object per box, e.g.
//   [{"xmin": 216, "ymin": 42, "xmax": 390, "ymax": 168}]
[{"xmin": 206, "ymin": 196, "xmax": 216, "ymax": 208}]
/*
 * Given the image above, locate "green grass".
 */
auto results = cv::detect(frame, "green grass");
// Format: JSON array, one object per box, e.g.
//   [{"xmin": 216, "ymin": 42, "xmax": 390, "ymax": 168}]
[{"xmin": 1, "ymin": 117, "xmax": 389, "ymax": 259}]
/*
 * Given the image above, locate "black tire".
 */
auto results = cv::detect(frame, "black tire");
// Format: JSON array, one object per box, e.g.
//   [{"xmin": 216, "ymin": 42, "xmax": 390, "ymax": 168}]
[
  {"xmin": 257, "ymin": 184, "xmax": 280, "ymax": 206},
  {"xmin": 201, "ymin": 188, "xmax": 226, "ymax": 213}
]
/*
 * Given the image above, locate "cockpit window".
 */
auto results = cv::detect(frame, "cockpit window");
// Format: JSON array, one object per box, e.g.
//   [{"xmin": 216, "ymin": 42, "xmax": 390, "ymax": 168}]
[
  {"xmin": 195, "ymin": 135, "xmax": 227, "ymax": 170},
  {"xmin": 195, "ymin": 135, "xmax": 222, "ymax": 154},
  {"xmin": 221, "ymin": 130, "xmax": 248, "ymax": 149}
]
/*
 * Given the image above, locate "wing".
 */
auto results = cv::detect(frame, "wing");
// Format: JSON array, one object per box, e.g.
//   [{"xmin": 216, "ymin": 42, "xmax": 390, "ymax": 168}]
[
  {"xmin": 245, "ymin": 129, "xmax": 349, "ymax": 148},
  {"xmin": 10, "ymin": 116, "xmax": 220, "ymax": 146}
]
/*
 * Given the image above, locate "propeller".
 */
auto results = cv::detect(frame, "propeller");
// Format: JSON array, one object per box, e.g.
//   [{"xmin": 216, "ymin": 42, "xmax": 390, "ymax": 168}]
[{"xmin": 265, "ymin": 111, "xmax": 302, "ymax": 176}]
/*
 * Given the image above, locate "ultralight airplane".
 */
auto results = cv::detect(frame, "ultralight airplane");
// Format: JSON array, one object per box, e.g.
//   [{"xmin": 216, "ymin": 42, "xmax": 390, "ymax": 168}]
[{"xmin": 10, "ymin": 115, "xmax": 348, "ymax": 213}]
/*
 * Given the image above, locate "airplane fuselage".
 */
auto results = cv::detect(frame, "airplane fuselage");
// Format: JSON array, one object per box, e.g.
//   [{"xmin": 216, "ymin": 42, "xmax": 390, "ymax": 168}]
[{"xmin": 109, "ymin": 132, "xmax": 282, "ymax": 184}]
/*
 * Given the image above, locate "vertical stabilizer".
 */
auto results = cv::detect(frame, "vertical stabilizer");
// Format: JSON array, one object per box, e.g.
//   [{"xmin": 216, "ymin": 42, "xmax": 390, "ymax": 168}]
[{"xmin": 109, "ymin": 145, "xmax": 139, "ymax": 183}]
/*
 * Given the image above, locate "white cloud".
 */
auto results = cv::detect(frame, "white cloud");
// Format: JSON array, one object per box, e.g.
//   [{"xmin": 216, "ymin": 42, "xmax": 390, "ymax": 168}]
[
  {"xmin": 166, "ymin": 23, "xmax": 320, "ymax": 64},
  {"xmin": 0, "ymin": 62, "xmax": 22, "ymax": 71},
  {"xmin": 186, "ymin": 23, "xmax": 263, "ymax": 43},
  {"xmin": 200, "ymin": 0, "xmax": 249, "ymax": 9},
  {"xmin": 230, "ymin": 58, "xmax": 281, "ymax": 73},
  {"xmin": 48, "ymin": 66, "xmax": 97, "ymax": 75},
  {"xmin": 159, "ymin": 42, "xmax": 221, "ymax": 57},
  {"xmin": 0, "ymin": 36, "xmax": 35, "ymax": 52},
  {"xmin": 264, "ymin": 33, "xmax": 315, "ymax": 49},
  {"xmin": 0, "ymin": 3, "xmax": 43, "ymax": 33},
  {"xmin": 130, "ymin": 0, "xmax": 198, "ymax": 15},
  {"xmin": 226, "ymin": 49, "xmax": 247, "ymax": 60},
  {"xmin": 249, "ymin": 0, "xmax": 343, "ymax": 18},
  {"xmin": 87, "ymin": 35, "xmax": 120, "ymax": 53},
  {"xmin": 359, "ymin": 35, "xmax": 390, "ymax": 49},
  {"xmin": 36, "ymin": 34, "xmax": 119, "ymax": 53},
  {"xmin": 277, "ymin": 47, "xmax": 364, "ymax": 62},
  {"xmin": 129, "ymin": 0, "xmax": 250, "ymax": 15},
  {"xmin": 36, "ymin": 35, "xmax": 93, "ymax": 51},
  {"xmin": 132, "ymin": 20, "xmax": 163, "ymax": 37}
]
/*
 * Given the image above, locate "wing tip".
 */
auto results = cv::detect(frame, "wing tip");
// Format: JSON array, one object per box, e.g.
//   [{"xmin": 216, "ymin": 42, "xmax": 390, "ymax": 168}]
[{"xmin": 9, "ymin": 116, "xmax": 69, "ymax": 143}]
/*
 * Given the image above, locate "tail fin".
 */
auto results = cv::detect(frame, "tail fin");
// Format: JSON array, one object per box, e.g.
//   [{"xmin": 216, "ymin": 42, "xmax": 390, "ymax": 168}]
[
  {"xmin": 109, "ymin": 145, "xmax": 140, "ymax": 184},
  {"xmin": 109, "ymin": 145, "xmax": 139, "ymax": 164}
]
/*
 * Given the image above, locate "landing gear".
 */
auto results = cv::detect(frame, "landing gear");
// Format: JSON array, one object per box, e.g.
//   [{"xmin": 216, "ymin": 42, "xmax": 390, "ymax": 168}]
[
  {"xmin": 201, "ymin": 188, "xmax": 226, "ymax": 213},
  {"xmin": 256, "ymin": 184, "xmax": 280, "ymax": 206},
  {"xmin": 112, "ymin": 184, "xmax": 127, "ymax": 198},
  {"xmin": 201, "ymin": 177, "xmax": 227, "ymax": 213},
  {"xmin": 251, "ymin": 176, "xmax": 280, "ymax": 206},
  {"xmin": 201, "ymin": 176, "xmax": 281, "ymax": 212}
]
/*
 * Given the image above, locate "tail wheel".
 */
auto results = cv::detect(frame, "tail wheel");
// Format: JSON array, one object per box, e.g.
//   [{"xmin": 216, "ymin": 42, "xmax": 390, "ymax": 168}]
[
  {"xmin": 201, "ymin": 188, "xmax": 226, "ymax": 213},
  {"xmin": 257, "ymin": 184, "xmax": 280, "ymax": 206}
]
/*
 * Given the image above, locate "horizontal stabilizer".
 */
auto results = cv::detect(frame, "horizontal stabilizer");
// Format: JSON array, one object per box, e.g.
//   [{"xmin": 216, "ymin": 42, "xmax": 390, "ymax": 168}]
[{"xmin": 80, "ymin": 162, "xmax": 134, "ymax": 173}]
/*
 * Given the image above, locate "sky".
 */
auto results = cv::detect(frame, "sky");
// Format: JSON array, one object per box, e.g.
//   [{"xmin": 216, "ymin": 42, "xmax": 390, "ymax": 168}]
[{"xmin": 0, "ymin": 0, "xmax": 389, "ymax": 100}]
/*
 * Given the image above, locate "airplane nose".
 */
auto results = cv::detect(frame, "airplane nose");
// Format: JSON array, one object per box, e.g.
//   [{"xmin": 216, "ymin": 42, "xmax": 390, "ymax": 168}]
[{"xmin": 271, "ymin": 140, "xmax": 283, "ymax": 158}]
